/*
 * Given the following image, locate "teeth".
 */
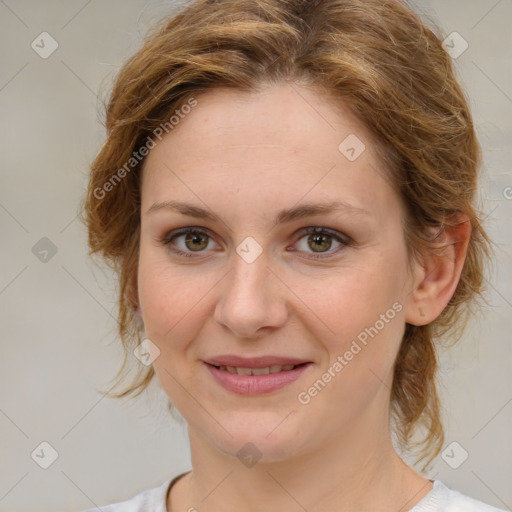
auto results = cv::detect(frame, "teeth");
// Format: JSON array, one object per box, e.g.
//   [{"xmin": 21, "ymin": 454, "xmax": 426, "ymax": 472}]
[
  {"xmin": 217, "ymin": 364, "xmax": 298, "ymax": 375},
  {"xmin": 252, "ymin": 367, "xmax": 270, "ymax": 375}
]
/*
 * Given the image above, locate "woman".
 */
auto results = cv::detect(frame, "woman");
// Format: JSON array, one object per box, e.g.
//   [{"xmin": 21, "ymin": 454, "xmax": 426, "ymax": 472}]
[{"xmin": 81, "ymin": 0, "xmax": 505, "ymax": 510}]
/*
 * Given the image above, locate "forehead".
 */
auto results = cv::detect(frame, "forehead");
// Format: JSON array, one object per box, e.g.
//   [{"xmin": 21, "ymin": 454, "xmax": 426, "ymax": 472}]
[
  {"xmin": 153, "ymin": 83, "xmax": 371, "ymax": 154},
  {"xmin": 140, "ymin": 83, "xmax": 397, "ymax": 219}
]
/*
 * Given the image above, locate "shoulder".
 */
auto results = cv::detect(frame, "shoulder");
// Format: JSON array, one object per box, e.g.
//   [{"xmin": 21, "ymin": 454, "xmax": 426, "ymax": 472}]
[
  {"xmin": 79, "ymin": 478, "xmax": 172, "ymax": 512},
  {"xmin": 418, "ymin": 480, "xmax": 508, "ymax": 512}
]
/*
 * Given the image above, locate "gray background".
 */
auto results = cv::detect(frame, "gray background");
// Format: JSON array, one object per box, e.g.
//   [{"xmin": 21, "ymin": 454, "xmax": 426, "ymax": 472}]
[{"xmin": 0, "ymin": 1, "xmax": 510, "ymax": 511}]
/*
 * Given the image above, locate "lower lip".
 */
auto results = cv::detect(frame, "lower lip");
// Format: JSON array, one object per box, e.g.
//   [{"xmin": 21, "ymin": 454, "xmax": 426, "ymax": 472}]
[{"xmin": 204, "ymin": 363, "xmax": 312, "ymax": 395}]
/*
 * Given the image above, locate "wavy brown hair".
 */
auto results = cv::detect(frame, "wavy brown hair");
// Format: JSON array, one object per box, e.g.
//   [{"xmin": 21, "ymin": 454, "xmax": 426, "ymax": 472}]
[{"xmin": 81, "ymin": 0, "xmax": 492, "ymax": 470}]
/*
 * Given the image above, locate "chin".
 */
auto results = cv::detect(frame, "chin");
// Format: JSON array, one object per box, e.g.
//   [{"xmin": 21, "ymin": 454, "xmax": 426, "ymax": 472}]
[{"xmin": 204, "ymin": 414, "xmax": 307, "ymax": 465}]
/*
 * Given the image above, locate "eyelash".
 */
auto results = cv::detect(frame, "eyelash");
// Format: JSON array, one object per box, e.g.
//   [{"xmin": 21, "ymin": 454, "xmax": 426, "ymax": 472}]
[{"xmin": 157, "ymin": 226, "xmax": 353, "ymax": 260}]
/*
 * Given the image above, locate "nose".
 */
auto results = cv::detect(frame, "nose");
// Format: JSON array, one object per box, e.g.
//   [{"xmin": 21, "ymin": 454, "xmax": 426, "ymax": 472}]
[{"xmin": 213, "ymin": 248, "xmax": 289, "ymax": 339}]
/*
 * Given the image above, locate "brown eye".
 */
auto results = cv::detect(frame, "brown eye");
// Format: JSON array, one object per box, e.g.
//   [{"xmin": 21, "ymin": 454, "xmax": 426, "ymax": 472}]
[
  {"xmin": 160, "ymin": 227, "xmax": 217, "ymax": 258},
  {"xmin": 307, "ymin": 232, "xmax": 333, "ymax": 253},
  {"xmin": 159, "ymin": 226, "xmax": 351, "ymax": 260},
  {"xmin": 183, "ymin": 231, "xmax": 209, "ymax": 251},
  {"xmin": 293, "ymin": 227, "xmax": 351, "ymax": 260}
]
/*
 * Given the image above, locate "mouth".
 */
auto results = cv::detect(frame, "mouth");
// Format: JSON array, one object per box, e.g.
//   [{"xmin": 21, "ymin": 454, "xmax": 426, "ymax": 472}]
[
  {"xmin": 203, "ymin": 361, "xmax": 313, "ymax": 395},
  {"xmin": 206, "ymin": 362, "xmax": 308, "ymax": 375}
]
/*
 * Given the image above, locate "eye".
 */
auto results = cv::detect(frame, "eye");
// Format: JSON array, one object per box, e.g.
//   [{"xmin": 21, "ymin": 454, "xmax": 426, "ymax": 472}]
[
  {"xmin": 158, "ymin": 227, "xmax": 218, "ymax": 258},
  {"xmin": 291, "ymin": 227, "xmax": 352, "ymax": 260},
  {"xmin": 157, "ymin": 226, "xmax": 352, "ymax": 260}
]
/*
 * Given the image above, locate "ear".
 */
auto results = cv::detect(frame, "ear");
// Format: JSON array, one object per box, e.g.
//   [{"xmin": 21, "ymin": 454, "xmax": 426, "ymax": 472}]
[{"xmin": 404, "ymin": 214, "xmax": 471, "ymax": 326}]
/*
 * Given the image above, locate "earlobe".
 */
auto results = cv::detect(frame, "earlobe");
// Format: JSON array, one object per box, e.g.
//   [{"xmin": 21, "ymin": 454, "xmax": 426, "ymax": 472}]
[{"xmin": 404, "ymin": 215, "xmax": 471, "ymax": 326}]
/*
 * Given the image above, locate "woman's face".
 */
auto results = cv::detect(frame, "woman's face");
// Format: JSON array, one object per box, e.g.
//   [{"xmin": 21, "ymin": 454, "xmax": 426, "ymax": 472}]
[{"xmin": 137, "ymin": 82, "xmax": 419, "ymax": 463}]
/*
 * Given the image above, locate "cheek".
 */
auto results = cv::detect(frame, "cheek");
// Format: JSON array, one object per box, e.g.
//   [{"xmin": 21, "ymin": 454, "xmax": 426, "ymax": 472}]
[
  {"xmin": 294, "ymin": 261, "xmax": 405, "ymax": 341},
  {"xmin": 137, "ymin": 253, "xmax": 216, "ymax": 353},
  {"xmin": 137, "ymin": 260, "xmax": 211, "ymax": 402},
  {"xmin": 291, "ymin": 255, "xmax": 407, "ymax": 395},
  {"xmin": 298, "ymin": 275, "xmax": 405, "ymax": 423}
]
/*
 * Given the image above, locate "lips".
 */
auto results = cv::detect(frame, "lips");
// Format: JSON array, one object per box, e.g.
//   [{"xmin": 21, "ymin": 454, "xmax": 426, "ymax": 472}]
[
  {"xmin": 203, "ymin": 355, "xmax": 313, "ymax": 395},
  {"xmin": 214, "ymin": 364, "xmax": 301, "ymax": 375},
  {"xmin": 204, "ymin": 355, "xmax": 311, "ymax": 368}
]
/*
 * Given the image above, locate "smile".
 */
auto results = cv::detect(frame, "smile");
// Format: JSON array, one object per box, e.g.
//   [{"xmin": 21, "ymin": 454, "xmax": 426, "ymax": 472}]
[
  {"xmin": 213, "ymin": 364, "xmax": 300, "ymax": 375},
  {"xmin": 204, "ymin": 362, "xmax": 312, "ymax": 395}
]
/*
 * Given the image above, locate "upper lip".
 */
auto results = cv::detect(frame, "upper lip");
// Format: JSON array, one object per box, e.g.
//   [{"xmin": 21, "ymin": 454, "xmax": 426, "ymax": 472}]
[{"xmin": 204, "ymin": 355, "xmax": 311, "ymax": 368}]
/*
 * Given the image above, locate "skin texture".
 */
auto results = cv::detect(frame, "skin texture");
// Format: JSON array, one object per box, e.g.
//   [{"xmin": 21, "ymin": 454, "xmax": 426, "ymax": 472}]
[{"xmin": 136, "ymin": 82, "xmax": 470, "ymax": 512}]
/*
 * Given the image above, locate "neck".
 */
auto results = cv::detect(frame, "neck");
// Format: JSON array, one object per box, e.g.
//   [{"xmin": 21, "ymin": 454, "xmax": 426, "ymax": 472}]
[{"xmin": 168, "ymin": 408, "xmax": 432, "ymax": 512}]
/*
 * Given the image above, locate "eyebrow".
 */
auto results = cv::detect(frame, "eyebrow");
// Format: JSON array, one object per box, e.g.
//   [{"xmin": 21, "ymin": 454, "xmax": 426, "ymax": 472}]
[{"xmin": 145, "ymin": 199, "xmax": 371, "ymax": 227}]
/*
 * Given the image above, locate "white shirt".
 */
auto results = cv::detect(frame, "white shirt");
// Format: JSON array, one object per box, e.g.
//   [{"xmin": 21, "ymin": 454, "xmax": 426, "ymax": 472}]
[{"xmin": 81, "ymin": 474, "xmax": 508, "ymax": 512}]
